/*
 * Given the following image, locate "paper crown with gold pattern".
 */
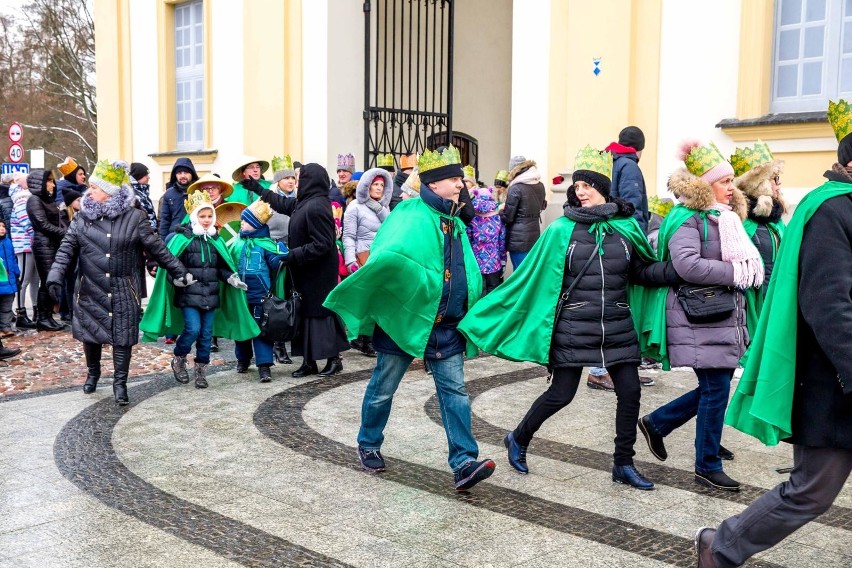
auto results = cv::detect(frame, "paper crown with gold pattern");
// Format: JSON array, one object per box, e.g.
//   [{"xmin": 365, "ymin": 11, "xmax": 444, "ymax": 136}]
[
  {"xmin": 573, "ymin": 145, "xmax": 613, "ymax": 179},
  {"xmin": 678, "ymin": 140, "xmax": 730, "ymax": 179},
  {"xmin": 828, "ymin": 98, "xmax": 852, "ymax": 143},
  {"xmin": 462, "ymin": 165, "xmax": 476, "ymax": 183},
  {"xmin": 376, "ymin": 153, "xmax": 395, "ymax": 168},
  {"xmin": 417, "ymin": 145, "xmax": 463, "ymax": 185},
  {"xmin": 271, "ymin": 155, "xmax": 296, "ymax": 183},
  {"xmin": 241, "ymin": 199, "xmax": 274, "ymax": 229},
  {"xmin": 494, "ymin": 169, "xmax": 509, "ymax": 187},
  {"xmin": 648, "ymin": 195, "xmax": 675, "ymax": 218},
  {"xmin": 89, "ymin": 160, "xmax": 131, "ymax": 196},
  {"xmin": 730, "ymin": 140, "xmax": 774, "ymax": 177},
  {"xmin": 57, "ymin": 157, "xmax": 78, "ymax": 177},
  {"xmin": 186, "ymin": 190, "xmax": 215, "ymax": 217}
]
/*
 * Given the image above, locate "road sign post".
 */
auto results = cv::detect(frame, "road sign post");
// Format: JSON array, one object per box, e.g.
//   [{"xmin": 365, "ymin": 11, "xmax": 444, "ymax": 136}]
[{"xmin": 8, "ymin": 143, "xmax": 24, "ymax": 163}]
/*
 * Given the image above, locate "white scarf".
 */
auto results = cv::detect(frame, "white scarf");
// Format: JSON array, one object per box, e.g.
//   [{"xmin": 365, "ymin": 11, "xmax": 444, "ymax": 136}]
[{"xmin": 709, "ymin": 203, "xmax": 764, "ymax": 289}]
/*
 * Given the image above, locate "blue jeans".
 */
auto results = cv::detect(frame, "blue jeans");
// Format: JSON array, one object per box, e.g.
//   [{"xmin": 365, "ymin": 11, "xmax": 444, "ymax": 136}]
[
  {"xmin": 509, "ymin": 251, "xmax": 529, "ymax": 270},
  {"xmin": 646, "ymin": 368, "xmax": 734, "ymax": 474},
  {"xmin": 174, "ymin": 307, "xmax": 215, "ymax": 364},
  {"xmin": 589, "ymin": 367, "xmax": 608, "ymax": 376},
  {"xmin": 358, "ymin": 352, "xmax": 479, "ymax": 472},
  {"xmin": 234, "ymin": 304, "xmax": 274, "ymax": 366}
]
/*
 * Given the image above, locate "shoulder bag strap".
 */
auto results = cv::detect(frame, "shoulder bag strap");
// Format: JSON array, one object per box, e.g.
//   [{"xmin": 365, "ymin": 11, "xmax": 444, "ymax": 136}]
[{"xmin": 554, "ymin": 246, "xmax": 598, "ymax": 319}]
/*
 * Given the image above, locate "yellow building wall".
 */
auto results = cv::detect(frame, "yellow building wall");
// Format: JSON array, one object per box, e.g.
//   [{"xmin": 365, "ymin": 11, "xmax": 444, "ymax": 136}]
[{"xmin": 94, "ymin": 0, "xmax": 133, "ymax": 160}]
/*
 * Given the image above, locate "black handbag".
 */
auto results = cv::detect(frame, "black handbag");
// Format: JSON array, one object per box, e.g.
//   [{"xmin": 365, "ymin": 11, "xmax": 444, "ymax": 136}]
[
  {"xmin": 676, "ymin": 284, "xmax": 735, "ymax": 324},
  {"xmin": 259, "ymin": 263, "xmax": 302, "ymax": 342}
]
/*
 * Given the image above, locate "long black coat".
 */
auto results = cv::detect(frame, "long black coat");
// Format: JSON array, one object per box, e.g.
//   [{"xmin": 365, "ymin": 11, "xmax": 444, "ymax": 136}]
[
  {"xmin": 26, "ymin": 169, "xmax": 66, "ymax": 278},
  {"xmin": 262, "ymin": 163, "xmax": 339, "ymax": 318},
  {"xmin": 788, "ymin": 191, "xmax": 852, "ymax": 450},
  {"xmin": 48, "ymin": 187, "xmax": 187, "ymax": 347}
]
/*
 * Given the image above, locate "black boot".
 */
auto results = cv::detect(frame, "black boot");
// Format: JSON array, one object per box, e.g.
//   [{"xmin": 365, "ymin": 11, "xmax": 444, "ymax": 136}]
[
  {"xmin": 0, "ymin": 338, "xmax": 21, "ymax": 361},
  {"xmin": 36, "ymin": 311, "xmax": 64, "ymax": 332},
  {"xmin": 291, "ymin": 359, "xmax": 319, "ymax": 378},
  {"xmin": 274, "ymin": 342, "xmax": 292, "ymax": 364},
  {"xmin": 258, "ymin": 364, "xmax": 272, "ymax": 383},
  {"xmin": 210, "ymin": 337, "xmax": 219, "ymax": 353},
  {"xmin": 15, "ymin": 307, "xmax": 37, "ymax": 330},
  {"xmin": 318, "ymin": 356, "xmax": 343, "ymax": 377},
  {"xmin": 82, "ymin": 342, "xmax": 102, "ymax": 394},
  {"xmin": 112, "ymin": 346, "xmax": 132, "ymax": 406},
  {"xmin": 236, "ymin": 360, "xmax": 250, "ymax": 373}
]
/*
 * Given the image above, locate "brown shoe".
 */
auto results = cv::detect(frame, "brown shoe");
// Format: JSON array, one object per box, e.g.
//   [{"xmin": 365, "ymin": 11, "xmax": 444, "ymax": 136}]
[
  {"xmin": 694, "ymin": 527, "xmax": 717, "ymax": 567},
  {"xmin": 586, "ymin": 372, "xmax": 615, "ymax": 391}
]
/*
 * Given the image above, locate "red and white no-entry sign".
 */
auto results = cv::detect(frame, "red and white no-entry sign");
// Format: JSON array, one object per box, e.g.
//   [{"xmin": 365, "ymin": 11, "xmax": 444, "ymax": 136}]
[
  {"xmin": 7, "ymin": 123, "xmax": 23, "ymax": 143},
  {"xmin": 8, "ymin": 143, "xmax": 24, "ymax": 163}
]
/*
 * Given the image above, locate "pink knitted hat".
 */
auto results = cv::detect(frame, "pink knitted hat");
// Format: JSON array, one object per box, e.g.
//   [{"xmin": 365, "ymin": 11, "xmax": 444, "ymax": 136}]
[{"xmin": 700, "ymin": 161, "xmax": 735, "ymax": 185}]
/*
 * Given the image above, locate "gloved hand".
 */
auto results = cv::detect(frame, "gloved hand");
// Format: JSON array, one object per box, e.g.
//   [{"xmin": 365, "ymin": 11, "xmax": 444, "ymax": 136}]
[
  {"xmin": 365, "ymin": 199, "xmax": 383, "ymax": 214},
  {"xmin": 242, "ymin": 177, "xmax": 263, "ymax": 195},
  {"xmin": 146, "ymin": 260, "xmax": 158, "ymax": 277},
  {"xmin": 227, "ymin": 273, "xmax": 248, "ymax": 291},
  {"xmin": 47, "ymin": 282, "xmax": 63, "ymax": 303},
  {"xmin": 348, "ymin": 262, "xmax": 359, "ymax": 274},
  {"xmin": 173, "ymin": 273, "xmax": 196, "ymax": 288}
]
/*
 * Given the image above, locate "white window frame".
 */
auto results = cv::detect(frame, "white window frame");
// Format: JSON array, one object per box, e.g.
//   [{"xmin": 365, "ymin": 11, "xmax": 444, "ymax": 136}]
[
  {"xmin": 770, "ymin": 0, "xmax": 846, "ymax": 113},
  {"xmin": 175, "ymin": 0, "xmax": 204, "ymax": 150}
]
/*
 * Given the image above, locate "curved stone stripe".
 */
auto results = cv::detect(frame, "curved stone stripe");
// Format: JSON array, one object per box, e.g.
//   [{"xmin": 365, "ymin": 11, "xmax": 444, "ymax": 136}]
[
  {"xmin": 53, "ymin": 374, "xmax": 352, "ymax": 568},
  {"xmin": 252, "ymin": 368, "xmax": 783, "ymax": 568},
  {"xmin": 425, "ymin": 368, "xmax": 852, "ymax": 532}
]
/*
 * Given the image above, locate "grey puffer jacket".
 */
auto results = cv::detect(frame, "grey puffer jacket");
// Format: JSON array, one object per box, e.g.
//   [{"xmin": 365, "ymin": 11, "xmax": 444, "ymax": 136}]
[
  {"xmin": 342, "ymin": 168, "xmax": 392, "ymax": 265},
  {"xmin": 664, "ymin": 169, "xmax": 750, "ymax": 369}
]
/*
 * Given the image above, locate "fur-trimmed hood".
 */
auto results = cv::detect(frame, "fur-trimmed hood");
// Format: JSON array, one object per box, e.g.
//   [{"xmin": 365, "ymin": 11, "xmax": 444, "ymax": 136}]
[
  {"xmin": 356, "ymin": 168, "xmax": 393, "ymax": 206},
  {"xmin": 80, "ymin": 185, "xmax": 137, "ymax": 220},
  {"xmin": 667, "ymin": 168, "xmax": 748, "ymax": 220},
  {"xmin": 507, "ymin": 159, "xmax": 537, "ymax": 183},
  {"xmin": 734, "ymin": 159, "xmax": 787, "ymax": 218}
]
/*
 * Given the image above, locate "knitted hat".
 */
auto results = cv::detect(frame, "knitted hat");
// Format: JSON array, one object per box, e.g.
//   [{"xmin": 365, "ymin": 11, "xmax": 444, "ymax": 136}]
[
  {"xmin": 336, "ymin": 153, "xmax": 355, "ymax": 173},
  {"xmin": 618, "ymin": 126, "xmax": 645, "ymax": 151},
  {"xmin": 129, "ymin": 162, "xmax": 149, "ymax": 182},
  {"xmin": 494, "ymin": 170, "xmax": 509, "ymax": 187},
  {"xmin": 231, "ymin": 156, "xmax": 270, "ymax": 182},
  {"xmin": 399, "ymin": 154, "xmax": 417, "ymax": 170},
  {"xmin": 571, "ymin": 145, "xmax": 613, "ymax": 196},
  {"xmin": 508, "ymin": 155, "xmax": 526, "ymax": 171},
  {"xmin": 188, "ymin": 173, "xmax": 233, "ymax": 199},
  {"xmin": 62, "ymin": 188, "xmax": 82, "ymax": 208},
  {"xmin": 418, "ymin": 146, "xmax": 464, "ymax": 185},
  {"xmin": 89, "ymin": 160, "xmax": 131, "ymax": 196},
  {"xmin": 241, "ymin": 199, "xmax": 273, "ymax": 229},
  {"xmin": 271, "ymin": 155, "xmax": 296, "ymax": 183},
  {"xmin": 57, "ymin": 157, "xmax": 78, "ymax": 177},
  {"xmin": 187, "ymin": 190, "xmax": 216, "ymax": 225},
  {"xmin": 678, "ymin": 140, "xmax": 734, "ymax": 185}
]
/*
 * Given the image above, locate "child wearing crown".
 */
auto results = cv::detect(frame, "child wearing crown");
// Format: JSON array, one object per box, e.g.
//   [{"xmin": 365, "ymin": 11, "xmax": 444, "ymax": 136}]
[
  {"xmin": 466, "ymin": 186, "xmax": 506, "ymax": 295},
  {"xmin": 140, "ymin": 191, "xmax": 258, "ymax": 389}
]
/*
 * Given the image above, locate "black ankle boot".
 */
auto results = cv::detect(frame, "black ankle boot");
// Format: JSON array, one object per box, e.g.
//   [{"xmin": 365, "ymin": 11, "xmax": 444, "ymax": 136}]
[
  {"xmin": 36, "ymin": 311, "xmax": 64, "ymax": 332},
  {"xmin": 291, "ymin": 360, "xmax": 319, "ymax": 378},
  {"xmin": 318, "ymin": 356, "xmax": 343, "ymax": 377},
  {"xmin": 112, "ymin": 346, "xmax": 132, "ymax": 406},
  {"xmin": 210, "ymin": 337, "xmax": 219, "ymax": 353},
  {"xmin": 0, "ymin": 338, "xmax": 21, "ymax": 361},
  {"xmin": 15, "ymin": 308, "xmax": 36, "ymax": 330},
  {"xmin": 274, "ymin": 342, "xmax": 292, "ymax": 364},
  {"xmin": 82, "ymin": 342, "xmax": 102, "ymax": 394},
  {"xmin": 236, "ymin": 360, "xmax": 250, "ymax": 373},
  {"xmin": 258, "ymin": 364, "xmax": 272, "ymax": 383}
]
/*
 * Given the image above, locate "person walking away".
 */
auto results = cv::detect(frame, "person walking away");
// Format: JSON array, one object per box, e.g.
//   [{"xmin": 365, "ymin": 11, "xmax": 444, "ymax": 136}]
[
  {"xmin": 501, "ymin": 155, "xmax": 546, "ymax": 269},
  {"xmin": 466, "ymin": 186, "xmax": 506, "ymax": 295}
]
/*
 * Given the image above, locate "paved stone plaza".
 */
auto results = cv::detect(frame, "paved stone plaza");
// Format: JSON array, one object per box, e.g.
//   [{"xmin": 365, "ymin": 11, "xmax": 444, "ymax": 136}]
[{"xmin": 1, "ymin": 349, "xmax": 851, "ymax": 567}]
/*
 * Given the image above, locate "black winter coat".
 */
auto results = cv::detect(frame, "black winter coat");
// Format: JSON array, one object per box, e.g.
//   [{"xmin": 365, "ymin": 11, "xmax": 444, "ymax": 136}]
[
  {"xmin": 501, "ymin": 181, "xmax": 547, "ymax": 252},
  {"xmin": 26, "ymin": 169, "xmax": 65, "ymax": 278},
  {"xmin": 262, "ymin": 163, "xmax": 339, "ymax": 318},
  {"xmin": 550, "ymin": 205, "xmax": 680, "ymax": 368},
  {"xmin": 0, "ymin": 183, "xmax": 13, "ymax": 229},
  {"xmin": 48, "ymin": 187, "xmax": 188, "ymax": 347},
  {"xmin": 170, "ymin": 225, "xmax": 232, "ymax": 310},
  {"xmin": 788, "ymin": 191, "xmax": 852, "ymax": 450}
]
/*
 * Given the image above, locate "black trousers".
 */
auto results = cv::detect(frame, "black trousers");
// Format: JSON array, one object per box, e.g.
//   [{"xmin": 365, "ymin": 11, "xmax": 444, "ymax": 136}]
[
  {"xmin": 513, "ymin": 363, "xmax": 642, "ymax": 466},
  {"xmin": 482, "ymin": 270, "xmax": 503, "ymax": 296}
]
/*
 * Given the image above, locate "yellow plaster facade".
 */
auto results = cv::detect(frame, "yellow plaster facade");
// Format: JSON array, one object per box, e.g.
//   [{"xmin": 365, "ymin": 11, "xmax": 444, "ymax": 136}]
[{"xmin": 94, "ymin": 0, "xmax": 133, "ymax": 160}]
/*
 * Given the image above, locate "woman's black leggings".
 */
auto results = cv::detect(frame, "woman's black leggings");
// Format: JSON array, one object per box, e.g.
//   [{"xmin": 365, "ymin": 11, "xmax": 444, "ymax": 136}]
[{"xmin": 513, "ymin": 363, "xmax": 642, "ymax": 466}]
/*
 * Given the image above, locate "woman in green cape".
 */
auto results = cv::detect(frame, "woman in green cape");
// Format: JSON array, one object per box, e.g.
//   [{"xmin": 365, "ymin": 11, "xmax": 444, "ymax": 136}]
[{"xmin": 459, "ymin": 146, "xmax": 681, "ymax": 490}]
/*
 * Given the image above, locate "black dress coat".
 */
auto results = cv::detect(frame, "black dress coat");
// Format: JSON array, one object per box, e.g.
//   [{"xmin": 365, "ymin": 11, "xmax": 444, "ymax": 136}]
[
  {"xmin": 48, "ymin": 187, "xmax": 188, "ymax": 347},
  {"xmin": 25, "ymin": 169, "xmax": 66, "ymax": 279}
]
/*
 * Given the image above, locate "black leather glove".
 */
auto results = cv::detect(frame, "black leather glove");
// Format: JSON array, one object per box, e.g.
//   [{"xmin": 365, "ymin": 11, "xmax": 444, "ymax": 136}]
[
  {"xmin": 146, "ymin": 260, "xmax": 158, "ymax": 277},
  {"xmin": 47, "ymin": 282, "xmax": 63, "ymax": 303},
  {"xmin": 242, "ymin": 177, "xmax": 262, "ymax": 195}
]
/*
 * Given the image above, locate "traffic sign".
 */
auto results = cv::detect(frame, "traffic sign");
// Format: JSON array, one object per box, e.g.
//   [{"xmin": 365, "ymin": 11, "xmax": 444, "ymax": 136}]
[
  {"xmin": 8, "ymin": 143, "xmax": 23, "ymax": 163},
  {"xmin": 1, "ymin": 163, "xmax": 29, "ymax": 175},
  {"xmin": 7, "ymin": 122, "xmax": 22, "ymax": 143}
]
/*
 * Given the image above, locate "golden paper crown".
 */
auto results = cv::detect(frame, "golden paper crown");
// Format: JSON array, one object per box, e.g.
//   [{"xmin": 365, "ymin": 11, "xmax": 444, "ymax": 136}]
[
  {"xmin": 573, "ymin": 145, "xmax": 613, "ymax": 179},
  {"xmin": 90, "ymin": 160, "xmax": 130, "ymax": 194},
  {"xmin": 376, "ymin": 153, "xmax": 395, "ymax": 168},
  {"xmin": 418, "ymin": 145, "xmax": 461, "ymax": 173},
  {"xmin": 648, "ymin": 195, "xmax": 674, "ymax": 218},
  {"xmin": 828, "ymin": 99, "xmax": 852, "ymax": 143},
  {"xmin": 399, "ymin": 154, "xmax": 417, "ymax": 169},
  {"xmin": 462, "ymin": 165, "xmax": 476, "ymax": 181},
  {"xmin": 730, "ymin": 140, "xmax": 774, "ymax": 177},
  {"xmin": 246, "ymin": 199, "xmax": 273, "ymax": 225},
  {"xmin": 271, "ymin": 155, "xmax": 293, "ymax": 173},
  {"xmin": 57, "ymin": 157, "xmax": 78, "ymax": 177},
  {"xmin": 683, "ymin": 141, "xmax": 728, "ymax": 177},
  {"xmin": 494, "ymin": 170, "xmax": 509, "ymax": 183},
  {"xmin": 186, "ymin": 190, "xmax": 214, "ymax": 215}
]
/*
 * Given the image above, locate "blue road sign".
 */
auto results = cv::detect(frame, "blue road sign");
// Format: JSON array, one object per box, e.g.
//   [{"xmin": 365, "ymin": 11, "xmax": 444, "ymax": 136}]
[{"xmin": 2, "ymin": 163, "xmax": 29, "ymax": 175}]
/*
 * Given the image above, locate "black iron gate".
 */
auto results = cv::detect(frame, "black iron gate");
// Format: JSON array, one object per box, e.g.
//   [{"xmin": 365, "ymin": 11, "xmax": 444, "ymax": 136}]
[{"xmin": 363, "ymin": 0, "xmax": 456, "ymax": 171}]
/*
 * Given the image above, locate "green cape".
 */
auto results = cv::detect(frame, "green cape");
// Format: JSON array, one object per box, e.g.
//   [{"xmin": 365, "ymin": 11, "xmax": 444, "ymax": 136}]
[
  {"xmin": 139, "ymin": 232, "xmax": 260, "ymax": 342},
  {"xmin": 228, "ymin": 179, "xmax": 270, "ymax": 207},
  {"xmin": 323, "ymin": 198, "xmax": 483, "ymax": 358},
  {"xmin": 742, "ymin": 218, "xmax": 786, "ymax": 335},
  {"xmin": 458, "ymin": 215, "xmax": 655, "ymax": 365},
  {"xmin": 0, "ymin": 257, "xmax": 6, "ymax": 281},
  {"xmin": 725, "ymin": 181, "xmax": 852, "ymax": 445},
  {"xmin": 228, "ymin": 234, "xmax": 287, "ymax": 298}
]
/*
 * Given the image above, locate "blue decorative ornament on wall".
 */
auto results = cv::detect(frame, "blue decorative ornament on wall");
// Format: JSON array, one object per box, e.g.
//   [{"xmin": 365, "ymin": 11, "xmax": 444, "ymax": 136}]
[{"xmin": 593, "ymin": 57, "xmax": 601, "ymax": 76}]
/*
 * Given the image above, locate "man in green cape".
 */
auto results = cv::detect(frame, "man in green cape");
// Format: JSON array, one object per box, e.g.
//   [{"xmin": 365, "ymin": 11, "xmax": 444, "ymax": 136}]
[
  {"xmin": 696, "ymin": 99, "xmax": 852, "ymax": 567},
  {"xmin": 324, "ymin": 145, "xmax": 496, "ymax": 492},
  {"xmin": 228, "ymin": 158, "xmax": 271, "ymax": 207}
]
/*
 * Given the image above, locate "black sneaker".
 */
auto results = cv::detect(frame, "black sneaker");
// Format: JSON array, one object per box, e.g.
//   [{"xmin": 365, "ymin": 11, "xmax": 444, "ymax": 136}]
[
  {"xmin": 358, "ymin": 446, "xmax": 386, "ymax": 472},
  {"xmin": 695, "ymin": 470, "xmax": 741, "ymax": 492},
  {"xmin": 453, "ymin": 459, "xmax": 495, "ymax": 491},
  {"xmin": 638, "ymin": 415, "xmax": 668, "ymax": 461}
]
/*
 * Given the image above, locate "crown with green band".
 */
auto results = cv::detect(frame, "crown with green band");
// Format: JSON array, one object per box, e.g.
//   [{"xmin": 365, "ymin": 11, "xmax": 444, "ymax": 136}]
[
  {"xmin": 730, "ymin": 140, "xmax": 774, "ymax": 177},
  {"xmin": 684, "ymin": 141, "xmax": 728, "ymax": 177},
  {"xmin": 271, "ymin": 155, "xmax": 293, "ymax": 173},
  {"xmin": 494, "ymin": 170, "xmax": 509, "ymax": 183},
  {"xmin": 418, "ymin": 145, "xmax": 461, "ymax": 173},
  {"xmin": 828, "ymin": 98, "xmax": 852, "ymax": 143},
  {"xmin": 186, "ymin": 190, "xmax": 214, "ymax": 215},
  {"xmin": 377, "ymin": 153, "xmax": 395, "ymax": 168},
  {"xmin": 462, "ymin": 165, "xmax": 476, "ymax": 180},
  {"xmin": 573, "ymin": 145, "xmax": 612, "ymax": 179},
  {"xmin": 90, "ymin": 160, "xmax": 131, "ymax": 194}
]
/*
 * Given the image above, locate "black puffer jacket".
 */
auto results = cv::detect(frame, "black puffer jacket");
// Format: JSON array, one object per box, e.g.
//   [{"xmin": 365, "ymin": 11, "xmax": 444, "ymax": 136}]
[
  {"xmin": 0, "ymin": 183, "xmax": 12, "ymax": 228},
  {"xmin": 501, "ymin": 161, "xmax": 547, "ymax": 251},
  {"xmin": 170, "ymin": 224, "xmax": 232, "ymax": 310},
  {"xmin": 48, "ymin": 186, "xmax": 188, "ymax": 347},
  {"xmin": 550, "ymin": 202, "xmax": 680, "ymax": 368},
  {"xmin": 26, "ymin": 169, "xmax": 65, "ymax": 277}
]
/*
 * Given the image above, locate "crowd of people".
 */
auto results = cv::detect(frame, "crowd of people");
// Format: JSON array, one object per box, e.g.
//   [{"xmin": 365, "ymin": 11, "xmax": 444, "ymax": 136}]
[{"xmin": 0, "ymin": 96, "xmax": 850, "ymax": 567}]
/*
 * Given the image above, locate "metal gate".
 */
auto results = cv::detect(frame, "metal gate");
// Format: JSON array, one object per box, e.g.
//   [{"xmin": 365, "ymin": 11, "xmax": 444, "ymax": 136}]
[{"xmin": 363, "ymin": 0, "xmax": 456, "ymax": 171}]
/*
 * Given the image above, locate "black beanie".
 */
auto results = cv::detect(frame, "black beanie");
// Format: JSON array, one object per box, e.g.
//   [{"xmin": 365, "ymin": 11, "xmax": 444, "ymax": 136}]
[
  {"xmin": 63, "ymin": 188, "xmax": 82, "ymax": 207},
  {"xmin": 618, "ymin": 126, "xmax": 645, "ymax": 151},
  {"xmin": 838, "ymin": 133, "xmax": 852, "ymax": 167},
  {"xmin": 129, "ymin": 162, "xmax": 149, "ymax": 182},
  {"xmin": 572, "ymin": 169, "xmax": 611, "ymax": 196}
]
